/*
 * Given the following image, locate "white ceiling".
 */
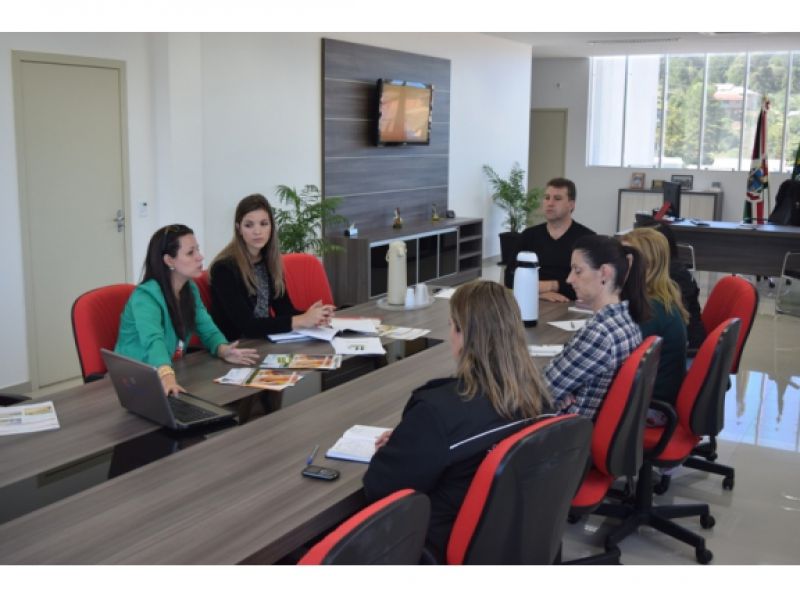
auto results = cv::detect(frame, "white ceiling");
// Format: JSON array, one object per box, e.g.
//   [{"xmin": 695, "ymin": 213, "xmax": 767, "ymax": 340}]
[{"xmin": 486, "ymin": 32, "xmax": 800, "ymax": 58}]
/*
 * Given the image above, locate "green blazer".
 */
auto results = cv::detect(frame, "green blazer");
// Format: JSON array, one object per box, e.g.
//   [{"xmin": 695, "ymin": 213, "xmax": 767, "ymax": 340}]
[{"xmin": 115, "ymin": 279, "xmax": 228, "ymax": 367}]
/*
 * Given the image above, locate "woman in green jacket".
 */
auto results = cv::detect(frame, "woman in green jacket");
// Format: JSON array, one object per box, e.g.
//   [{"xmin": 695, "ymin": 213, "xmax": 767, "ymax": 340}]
[{"xmin": 116, "ymin": 224, "xmax": 259, "ymax": 395}]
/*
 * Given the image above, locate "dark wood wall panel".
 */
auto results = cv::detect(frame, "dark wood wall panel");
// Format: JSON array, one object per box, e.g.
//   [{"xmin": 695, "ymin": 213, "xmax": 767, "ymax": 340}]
[
  {"xmin": 325, "ymin": 119, "xmax": 450, "ymax": 157},
  {"xmin": 324, "ymin": 39, "xmax": 451, "ymax": 90},
  {"xmin": 322, "ymin": 38, "xmax": 451, "ymax": 233},
  {"xmin": 333, "ymin": 188, "xmax": 449, "ymax": 229},
  {"xmin": 325, "ymin": 156, "xmax": 448, "ymax": 196}
]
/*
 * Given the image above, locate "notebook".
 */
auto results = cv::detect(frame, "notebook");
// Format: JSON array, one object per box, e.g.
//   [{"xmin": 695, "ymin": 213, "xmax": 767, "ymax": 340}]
[
  {"xmin": 325, "ymin": 425, "xmax": 392, "ymax": 463},
  {"xmin": 101, "ymin": 349, "xmax": 235, "ymax": 430}
]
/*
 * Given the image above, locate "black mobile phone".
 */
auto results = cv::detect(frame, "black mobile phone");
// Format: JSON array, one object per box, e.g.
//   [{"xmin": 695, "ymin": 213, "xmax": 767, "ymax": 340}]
[{"xmin": 302, "ymin": 465, "xmax": 340, "ymax": 481}]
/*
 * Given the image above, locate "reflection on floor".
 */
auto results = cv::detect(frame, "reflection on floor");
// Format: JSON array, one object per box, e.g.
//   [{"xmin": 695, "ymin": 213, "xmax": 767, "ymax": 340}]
[{"xmin": 483, "ymin": 259, "xmax": 800, "ymax": 564}]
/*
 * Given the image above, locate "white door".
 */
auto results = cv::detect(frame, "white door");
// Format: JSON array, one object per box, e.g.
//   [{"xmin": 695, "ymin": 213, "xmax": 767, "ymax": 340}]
[
  {"xmin": 13, "ymin": 52, "xmax": 130, "ymax": 388},
  {"xmin": 529, "ymin": 109, "xmax": 567, "ymax": 190}
]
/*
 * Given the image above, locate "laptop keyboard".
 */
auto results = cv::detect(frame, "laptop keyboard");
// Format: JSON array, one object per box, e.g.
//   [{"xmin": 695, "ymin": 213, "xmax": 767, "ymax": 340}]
[{"xmin": 168, "ymin": 396, "xmax": 219, "ymax": 423}]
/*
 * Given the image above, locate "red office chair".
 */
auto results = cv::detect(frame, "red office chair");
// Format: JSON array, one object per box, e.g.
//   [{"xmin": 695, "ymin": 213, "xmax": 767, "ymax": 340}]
[
  {"xmin": 192, "ymin": 270, "xmax": 212, "ymax": 311},
  {"xmin": 568, "ymin": 336, "xmax": 662, "ymax": 563},
  {"xmin": 657, "ymin": 275, "xmax": 757, "ymax": 493},
  {"xmin": 71, "ymin": 283, "xmax": 136, "ymax": 383},
  {"xmin": 298, "ymin": 489, "xmax": 430, "ymax": 565},
  {"xmin": 282, "ymin": 253, "xmax": 334, "ymax": 311},
  {"xmin": 186, "ymin": 271, "xmax": 212, "ymax": 350},
  {"xmin": 602, "ymin": 318, "xmax": 741, "ymax": 565},
  {"xmin": 445, "ymin": 414, "xmax": 592, "ymax": 565}
]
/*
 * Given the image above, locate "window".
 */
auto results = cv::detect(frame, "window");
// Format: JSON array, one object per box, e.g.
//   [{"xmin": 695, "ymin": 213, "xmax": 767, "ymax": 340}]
[{"xmin": 588, "ymin": 51, "xmax": 800, "ymax": 172}]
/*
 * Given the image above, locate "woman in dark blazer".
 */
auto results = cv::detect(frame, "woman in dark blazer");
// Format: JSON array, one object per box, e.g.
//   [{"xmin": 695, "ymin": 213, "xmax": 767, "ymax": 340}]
[
  {"xmin": 363, "ymin": 280, "xmax": 552, "ymax": 561},
  {"xmin": 209, "ymin": 193, "xmax": 334, "ymax": 340}
]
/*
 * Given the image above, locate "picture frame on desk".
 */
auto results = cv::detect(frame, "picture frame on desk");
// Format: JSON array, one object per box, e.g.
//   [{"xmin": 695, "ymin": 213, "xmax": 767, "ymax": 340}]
[
  {"xmin": 671, "ymin": 174, "xmax": 694, "ymax": 190},
  {"xmin": 630, "ymin": 172, "xmax": 646, "ymax": 190}
]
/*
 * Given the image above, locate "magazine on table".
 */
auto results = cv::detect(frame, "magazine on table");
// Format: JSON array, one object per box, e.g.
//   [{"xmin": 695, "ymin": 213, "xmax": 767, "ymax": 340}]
[
  {"xmin": 0, "ymin": 401, "xmax": 60, "ymax": 436},
  {"xmin": 260, "ymin": 354, "xmax": 342, "ymax": 370},
  {"xmin": 215, "ymin": 368, "xmax": 302, "ymax": 390}
]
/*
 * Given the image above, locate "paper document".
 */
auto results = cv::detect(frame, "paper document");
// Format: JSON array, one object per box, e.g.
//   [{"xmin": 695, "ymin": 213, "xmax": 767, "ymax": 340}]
[
  {"xmin": 294, "ymin": 326, "xmax": 338, "ymax": 342},
  {"xmin": 330, "ymin": 317, "xmax": 381, "ymax": 335},
  {"xmin": 434, "ymin": 287, "xmax": 456, "ymax": 299},
  {"xmin": 330, "ymin": 336, "xmax": 386, "ymax": 355},
  {"xmin": 548, "ymin": 320, "xmax": 588, "ymax": 332},
  {"xmin": 267, "ymin": 331, "xmax": 313, "ymax": 343},
  {"xmin": 0, "ymin": 401, "xmax": 60, "ymax": 436},
  {"xmin": 528, "ymin": 345, "xmax": 565, "ymax": 357},
  {"xmin": 326, "ymin": 424, "xmax": 392, "ymax": 463},
  {"xmin": 377, "ymin": 324, "xmax": 431, "ymax": 340},
  {"xmin": 215, "ymin": 368, "xmax": 302, "ymax": 390},
  {"xmin": 261, "ymin": 354, "xmax": 342, "ymax": 370},
  {"xmin": 567, "ymin": 306, "xmax": 594, "ymax": 315}
]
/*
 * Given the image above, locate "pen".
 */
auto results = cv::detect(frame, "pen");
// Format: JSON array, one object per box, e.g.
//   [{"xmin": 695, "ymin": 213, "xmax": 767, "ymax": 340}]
[{"xmin": 306, "ymin": 444, "xmax": 319, "ymax": 465}]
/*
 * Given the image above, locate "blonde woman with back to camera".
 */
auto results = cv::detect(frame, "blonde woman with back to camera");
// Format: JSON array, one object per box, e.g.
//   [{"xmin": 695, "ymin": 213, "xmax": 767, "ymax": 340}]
[{"xmin": 363, "ymin": 280, "xmax": 552, "ymax": 562}]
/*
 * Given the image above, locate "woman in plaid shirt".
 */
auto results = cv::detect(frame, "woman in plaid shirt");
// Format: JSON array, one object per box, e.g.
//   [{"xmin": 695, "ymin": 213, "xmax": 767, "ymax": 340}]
[{"xmin": 545, "ymin": 235, "xmax": 650, "ymax": 419}]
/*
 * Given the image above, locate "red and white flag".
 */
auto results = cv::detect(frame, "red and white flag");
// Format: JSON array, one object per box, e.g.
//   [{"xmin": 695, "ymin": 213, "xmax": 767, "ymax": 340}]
[{"xmin": 744, "ymin": 98, "xmax": 770, "ymax": 224}]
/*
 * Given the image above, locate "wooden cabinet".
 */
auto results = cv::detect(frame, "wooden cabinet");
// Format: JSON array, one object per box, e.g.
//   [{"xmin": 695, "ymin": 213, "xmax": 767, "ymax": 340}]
[
  {"xmin": 325, "ymin": 218, "xmax": 483, "ymax": 306},
  {"xmin": 617, "ymin": 188, "xmax": 723, "ymax": 230}
]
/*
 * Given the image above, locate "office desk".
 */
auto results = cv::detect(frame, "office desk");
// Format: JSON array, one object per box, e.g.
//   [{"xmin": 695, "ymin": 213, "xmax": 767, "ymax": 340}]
[
  {"xmin": 0, "ymin": 299, "xmax": 572, "ymax": 564},
  {"xmin": 670, "ymin": 220, "xmax": 800, "ymax": 277}
]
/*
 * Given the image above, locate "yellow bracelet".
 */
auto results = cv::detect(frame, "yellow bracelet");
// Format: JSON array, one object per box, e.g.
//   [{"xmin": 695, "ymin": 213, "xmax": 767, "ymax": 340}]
[{"xmin": 157, "ymin": 365, "xmax": 175, "ymax": 379}]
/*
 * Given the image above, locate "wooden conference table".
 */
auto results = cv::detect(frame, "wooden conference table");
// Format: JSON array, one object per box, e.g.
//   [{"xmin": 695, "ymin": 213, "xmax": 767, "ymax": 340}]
[
  {"xmin": 0, "ymin": 296, "xmax": 575, "ymax": 564},
  {"xmin": 670, "ymin": 219, "xmax": 800, "ymax": 277}
]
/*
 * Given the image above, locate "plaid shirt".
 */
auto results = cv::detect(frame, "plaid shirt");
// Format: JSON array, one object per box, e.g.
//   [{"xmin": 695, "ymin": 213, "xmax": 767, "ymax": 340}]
[{"xmin": 545, "ymin": 301, "xmax": 642, "ymax": 420}]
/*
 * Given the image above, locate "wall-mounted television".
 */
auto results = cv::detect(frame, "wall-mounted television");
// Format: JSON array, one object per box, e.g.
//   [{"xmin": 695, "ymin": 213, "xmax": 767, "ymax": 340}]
[{"xmin": 376, "ymin": 79, "xmax": 433, "ymax": 145}]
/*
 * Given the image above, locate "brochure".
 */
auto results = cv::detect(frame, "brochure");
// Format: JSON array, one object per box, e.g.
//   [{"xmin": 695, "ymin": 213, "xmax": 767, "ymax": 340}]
[
  {"xmin": 330, "ymin": 336, "xmax": 386, "ymax": 356},
  {"xmin": 261, "ymin": 354, "xmax": 342, "ymax": 370},
  {"xmin": 0, "ymin": 401, "xmax": 60, "ymax": 436},
  {"xmin": 215, "ymin": 368, "xmax": 302, "ymax": 390},
  {"xmin": 528, "ymin": 344, "xmax": 565, "ymax": 357},
  {"xmin": 377, "ymin": 324, "xmax": 431, "ymax": 341}
]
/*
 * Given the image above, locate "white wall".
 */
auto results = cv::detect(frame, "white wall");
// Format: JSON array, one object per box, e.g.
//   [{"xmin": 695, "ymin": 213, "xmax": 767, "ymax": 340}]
[
  {"xmin": 0, "ymin": 32, "xmax": 531, "ymax": 390},
  {"xmin": 531, "ymin": 57, "xmax": 793, "ymax": 235}
]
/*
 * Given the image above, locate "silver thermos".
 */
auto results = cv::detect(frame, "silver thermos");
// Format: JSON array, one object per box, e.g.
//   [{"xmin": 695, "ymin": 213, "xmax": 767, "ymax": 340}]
[{"xmin": 513, "ymin": 251, "xmax": 539, "ymax": 327}]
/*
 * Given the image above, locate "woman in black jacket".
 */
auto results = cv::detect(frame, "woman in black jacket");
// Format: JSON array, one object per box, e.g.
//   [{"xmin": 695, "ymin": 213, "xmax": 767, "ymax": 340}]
[
  {"xmin": 363, "ymin": 280, "xmax": 552, "ymax": 561},
  {"xmin": 209, "ymin": 193, "xmax": 334, "ymax": 340}
]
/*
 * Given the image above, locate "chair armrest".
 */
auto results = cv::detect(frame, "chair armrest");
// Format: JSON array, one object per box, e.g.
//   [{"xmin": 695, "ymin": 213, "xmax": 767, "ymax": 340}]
[{"xmin": 645, "ymin": 400, "xmax": 678, "ymax": 459}]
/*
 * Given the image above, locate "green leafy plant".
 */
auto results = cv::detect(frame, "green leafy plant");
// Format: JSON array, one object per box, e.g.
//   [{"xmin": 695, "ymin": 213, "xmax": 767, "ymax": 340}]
[
  {"xmin": 273, "ymin": 184, "xmax": 347, "ymax": 255},
  {"xmin": 482, "ymin": 163, "xmax": 543, "ymax": 233}
]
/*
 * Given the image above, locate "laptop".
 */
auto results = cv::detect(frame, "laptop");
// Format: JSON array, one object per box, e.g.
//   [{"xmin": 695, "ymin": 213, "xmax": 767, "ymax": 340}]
[{"xmin": 101, "ymin": 349, "xmax": 235, "ymax": 430}]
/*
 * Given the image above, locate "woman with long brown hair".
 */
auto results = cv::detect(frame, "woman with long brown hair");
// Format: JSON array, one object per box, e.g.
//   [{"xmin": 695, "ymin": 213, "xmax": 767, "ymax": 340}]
[
  {"xmin": 363, "ymin": 280, "xmax": 551, "ymax": 561},
  {"xmin": 209, "ymin": 193, "xmax": 334, "ymax": 340}
]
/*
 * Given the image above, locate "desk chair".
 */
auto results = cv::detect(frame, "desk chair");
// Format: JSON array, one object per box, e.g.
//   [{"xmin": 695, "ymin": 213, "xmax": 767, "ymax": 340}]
[
  {"xmin": 568, "ymin": 336, "xmax": 662, "ymax": 563},
  {"xmin": 298, "ymin": 489, "xmax": 430, "ymax": 565},
  {"xmin": 282, "ymin": 253, "xmax": 334, "ymax": 311},
  {"xmin": 606, "ymin": 319, "xmax": 740, "ymax": 564},
  {"xmin": 445, "ymin": 414, "xmax": 592, "ymax": 565},
  {"xmin": 187, "ymin": 271, "xmax": 212, "ymax": 350},
  {"xmin": 776, "ymin": 252, "xmax": 800, "ymax": 317},
  {"xmin": 71, "ymin": 284, "xmax": 136, "ymax": 383},
  {"xmin": 656, "ymin": 275, "xmax": 757, "ymax": 493},
  {"xmin": 675, "ymin": 243, "xmax": 696, "ymax": 271},
  {"xmin": 192, "ymin": 270, "xmax": 212, "ymax": 310}
]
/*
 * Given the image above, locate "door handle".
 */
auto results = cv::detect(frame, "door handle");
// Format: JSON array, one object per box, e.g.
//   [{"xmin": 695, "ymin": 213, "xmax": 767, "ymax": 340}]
[{"xmin": 114, "ymin": 209, "xmax": 125, "ymax": 232}]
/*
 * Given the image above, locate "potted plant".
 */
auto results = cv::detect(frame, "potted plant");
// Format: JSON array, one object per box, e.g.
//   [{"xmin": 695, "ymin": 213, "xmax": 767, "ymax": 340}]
[
  {"xmin": 273, "ymin": 184, "xmax": 347, "ymax": 255},
  {"xmin": 482, "ymin": 163, "xmax": 542, "ymax": 266}
]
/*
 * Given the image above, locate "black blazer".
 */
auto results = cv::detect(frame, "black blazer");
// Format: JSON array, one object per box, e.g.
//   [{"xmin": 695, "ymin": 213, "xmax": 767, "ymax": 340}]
[{"xmin": 209, "ymin": 257, "xmax": 300, "ymax": 340}]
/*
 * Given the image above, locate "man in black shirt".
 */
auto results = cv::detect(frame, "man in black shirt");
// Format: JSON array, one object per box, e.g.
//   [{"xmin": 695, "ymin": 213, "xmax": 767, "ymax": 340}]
[{"xmin": 504, "ymin": 177, "xmax": 594, "ymax": 302}]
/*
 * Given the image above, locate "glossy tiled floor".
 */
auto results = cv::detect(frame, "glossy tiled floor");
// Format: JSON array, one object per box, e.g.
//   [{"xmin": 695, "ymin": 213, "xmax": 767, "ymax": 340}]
[{"xmin": 483, "ymin": 260, "xmax": 800, "ymax": 565}]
